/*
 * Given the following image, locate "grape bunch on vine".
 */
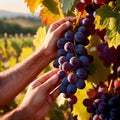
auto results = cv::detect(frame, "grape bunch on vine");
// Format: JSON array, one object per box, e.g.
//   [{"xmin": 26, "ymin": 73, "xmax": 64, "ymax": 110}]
[{"xmin": 52, "ymin": 0, "xmax": 120, "ymax": 120}]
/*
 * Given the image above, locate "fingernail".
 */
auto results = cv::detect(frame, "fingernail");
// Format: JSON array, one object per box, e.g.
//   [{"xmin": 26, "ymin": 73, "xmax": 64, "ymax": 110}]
[{"xmin": 65, "ymin": 21, "xmax": 70, "ymax": 26}]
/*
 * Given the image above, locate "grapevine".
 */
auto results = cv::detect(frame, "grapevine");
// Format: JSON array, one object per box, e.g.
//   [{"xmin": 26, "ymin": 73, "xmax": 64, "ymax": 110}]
[{"xmin": 52, "ymin": 0, "xmax": 120, "ymax": 120}]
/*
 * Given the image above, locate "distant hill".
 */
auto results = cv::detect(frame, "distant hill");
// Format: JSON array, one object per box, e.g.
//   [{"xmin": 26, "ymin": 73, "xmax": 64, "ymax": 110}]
[{"xmin": 0, "ymin": 9, "xmax": 39, "ymax": 18}]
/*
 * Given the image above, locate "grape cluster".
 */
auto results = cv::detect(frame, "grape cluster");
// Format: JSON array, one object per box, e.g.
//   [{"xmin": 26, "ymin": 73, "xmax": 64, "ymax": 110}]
[
  {"xmin": 53, "ymin": 23, "xmax": 93, "ymax": 104},
  {"xmin": 97, "ymin": 43, "xmax": 120, "ymax": 81},
  {"xmin": 53, "ymin": 6, "xmax": 97, "ymax": 104},
  {"xmin": 83, "ymin": 81, "xmax": 120, "ymax": 120}
]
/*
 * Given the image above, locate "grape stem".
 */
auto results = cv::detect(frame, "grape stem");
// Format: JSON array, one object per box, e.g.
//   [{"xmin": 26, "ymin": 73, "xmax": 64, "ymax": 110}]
[{"xmin": 108, "ymin": 79, "xmax": 114, "ymax": 92}]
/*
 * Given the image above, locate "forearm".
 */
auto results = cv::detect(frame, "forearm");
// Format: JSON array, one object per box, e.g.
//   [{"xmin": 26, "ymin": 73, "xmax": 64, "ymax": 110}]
[
  {"xmin": 0, "ymin": 107, "xmax": 34, "ymax": 120},
  {"xmin": 0, "ymin": 47, "xmax": 56, "ymax": 105}
]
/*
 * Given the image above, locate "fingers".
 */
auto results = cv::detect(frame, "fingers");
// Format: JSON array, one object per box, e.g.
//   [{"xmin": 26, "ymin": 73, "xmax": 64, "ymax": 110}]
[
  {"xmin": 50, "ymin": 88, "xmax": 60, "ymax": 101},
  {"xmin": 30, "ymin": 69, "xmax": 58, "ymax": 89},
  {"xmin": 40, "ymin": 73, "xmax": 60, "ymax": 93},
  {"xmin": 53, "ymin": 17, "xmax": 76, "ymax": 27},
  {"xmin": 49, "ymin": 17, "xmax": 76, "ymax": 32}
]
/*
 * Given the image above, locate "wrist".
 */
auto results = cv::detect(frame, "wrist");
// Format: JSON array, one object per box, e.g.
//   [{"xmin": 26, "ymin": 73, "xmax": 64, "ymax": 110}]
[
  {"xmin": 37, "ymin": 46, "xmax": 57, "ymax": 61},
  {"xmin": 14, "ymin": 106, "xmax": 35, "ymax": 120}
]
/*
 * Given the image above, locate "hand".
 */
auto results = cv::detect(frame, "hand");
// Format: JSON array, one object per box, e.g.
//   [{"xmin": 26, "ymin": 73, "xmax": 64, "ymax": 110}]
[
  {"xmin": 19, "ymin": 69, "xmax": 60, "ymax": 120},
  {"xmin": 42, "ymin": 17, "xmax": 76, "ymax": 58}
]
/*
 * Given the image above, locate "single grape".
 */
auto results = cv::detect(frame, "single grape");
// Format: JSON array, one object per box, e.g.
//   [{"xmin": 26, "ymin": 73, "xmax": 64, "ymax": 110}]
[
  {"xmin": 75, "ymin": 2, "xmax": 85, "ymax": 12},
  {"xmin": 79, "ymin": 55, "xmax": 89, "ymax": 66},
  {"xmin": 58, "ymin": 56, "xmax": 68, "ymax": 65},
  {"xmin": 53, "ymin": 58, "xmax": 59, "ymax": 68},
  {"xmin": 57, "ymin": 49, "xmax": 67, "ymax": 56},
  {"xmin": 76, "ymin": 79, "xmax": 86, "ymax": 89},
  {"xmin": 68, "ymin": 95, "xmax": 77, "ymax": 104},
  {"xmin": 75, "ymin": 44, "xmax": 87, "ymax": 55},
  {"xmin": 76, "ymin": 68, "xmax": 88, "ymax": 80},
  {"xmin": 57, "ymin": 38, "xmax": 67, "ymax": 49},
  {"xmin": 67, "ymin": 83, "xmax": 77, "ymax": 95},
  {"xmin": 59, "ymin": 84, "xmax": 67, "ymax": 93},
  {"xmin": 57, "ymin": 70, "xmax": 66, "ymax": 79},
  {"xmin": 64, "ymin": 42, "xmax": 75, "ymax": 52},
  {"xmin": 70, "ymin": 56, "xmax": 80, "ymax": 68},
  {"xmin": 62, "ymin": 77, "xmax": 70, "ymax": 86},
  {"xmin": 68, "ymin": 73, "xmax": 78, "ymax": 83},
  {"xmin": 64, "ymin": 30, "xmax": 74, "ymax": 41},
  {"xmin": 66, "ymin": 52, "xmax": 74, "ymax": 60},
  {"xmin": 81, "ymin": 18, "xmax": 93, "ymax": 29},
  {"xmin": 74, "ymin": 31, "xmax": 85, "ymax": 43},
  {"xmin": 62, "ymin": 62, "xmax": 72, "ymax": 72},
  {"xmin": 86, "ymin": 88, "xmax": 97, "ymax": 98}
]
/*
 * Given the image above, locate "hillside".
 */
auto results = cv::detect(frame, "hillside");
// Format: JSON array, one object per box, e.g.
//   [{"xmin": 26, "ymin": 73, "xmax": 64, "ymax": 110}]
[{"xmin": 0, "ymin": 10, "xmax": 38, "ymax": 18}]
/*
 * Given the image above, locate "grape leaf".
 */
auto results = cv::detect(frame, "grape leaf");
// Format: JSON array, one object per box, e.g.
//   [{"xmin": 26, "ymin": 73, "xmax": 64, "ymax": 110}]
[
  {"xmin": 107, "ymin": 15, "xmax": 120, "ymax": 48},
  {"xmin": 33, "ymin": 26, "xmax": 47, "ymax": 48},
  {"xmin": 19, "ymin": 47, "xmax": 33, "ymax": 61},
  {"xmin": 96, "ymin": 4, "xmax": 120, "ymax": 48},
  {"xmin": 40, "ymin": 0, "xmax": 64, "ymax": 26},
  {"xmin": 60, "ymin": 0, "xmax": 75, "ymax": 14},
  {"xmin": 72, "ymin": 82, "xmax": 92, "ymax": 120},
  {"xmin": 24, "ymin": 0, "xmax": 43, "ymax": 14}
]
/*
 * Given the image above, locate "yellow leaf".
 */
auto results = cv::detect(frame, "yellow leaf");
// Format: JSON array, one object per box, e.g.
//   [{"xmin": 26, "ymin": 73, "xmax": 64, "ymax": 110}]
[
  {"xmin": 33, "ymin": 26, "xmax": 47, "ymax": 48},
  {"xmin": 24, "ymin": 0, "xmax": 43, "ymax": 14},
  {"xmin": 39, "ymin": 0, "xmax": 64, "ymax": 26},
  {"xmin": 73, "ymin": 82, "xmax": 92, "ymax": 120}
]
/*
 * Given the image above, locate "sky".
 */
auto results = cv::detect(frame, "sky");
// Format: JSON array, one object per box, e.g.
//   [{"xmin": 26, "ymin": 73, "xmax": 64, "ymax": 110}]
[{"xmin": 0, "ymin": 0, "xmax": 39, "ymax": 13}]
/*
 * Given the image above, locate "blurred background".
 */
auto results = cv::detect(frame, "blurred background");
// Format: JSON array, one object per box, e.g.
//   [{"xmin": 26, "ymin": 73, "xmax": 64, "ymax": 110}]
[{"xmin": 0, "ymin": 1, "xmax": 73, "ymax": 119}]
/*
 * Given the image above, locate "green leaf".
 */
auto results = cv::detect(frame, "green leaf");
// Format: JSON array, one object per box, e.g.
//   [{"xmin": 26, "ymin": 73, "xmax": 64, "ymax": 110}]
[
  {"xmin": 107, "ymin": 15, "xmax": 120, "ymax": 48},
  {"xmin": 96, "ymin": 4, "xmax": 113, "ymax": 29},
  {"xmin": 96, "ymin": 4, "xmax": 120, "ymax": 48},
  {"xmin": 60, "ymin": 0, "xmax": 75, "ymax": 14}
]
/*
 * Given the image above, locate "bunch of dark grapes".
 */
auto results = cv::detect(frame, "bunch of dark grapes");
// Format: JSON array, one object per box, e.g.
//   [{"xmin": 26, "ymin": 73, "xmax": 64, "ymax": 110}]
[
  {"xmin": 97, "ymin": 43, "xmax": 120, "ymax": 81},
  {"xmin": 53, "ymin": 20, "xmax": 94, "ymax": 104},
  {"xmin": 83, "ymin": 81, "xmax": 120, "ymax": 120}
]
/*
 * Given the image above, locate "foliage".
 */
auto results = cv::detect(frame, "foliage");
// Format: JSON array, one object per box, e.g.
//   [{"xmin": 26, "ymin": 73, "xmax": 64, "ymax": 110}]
[{"xmin": 0, "ymin": 19, "xmax": 39, "ymax": 35}]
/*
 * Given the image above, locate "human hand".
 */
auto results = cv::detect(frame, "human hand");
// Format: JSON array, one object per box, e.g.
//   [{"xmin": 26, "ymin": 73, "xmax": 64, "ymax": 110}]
[
  {"xmin": 41, "ymin": 17, "xmax": 76, "ymax": 59},
  {"xmin": 19, "ymin": 69, "xmax": 60, "ymax": 120}
]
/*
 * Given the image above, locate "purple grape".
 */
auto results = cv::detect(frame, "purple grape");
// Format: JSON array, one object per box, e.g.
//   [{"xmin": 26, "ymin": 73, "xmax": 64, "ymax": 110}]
[
  {"xmin": 70, "ymin": 56, "xmax": 80, "ymax": 68},
  {"xmin": 68, "ymin": 73, "xmax": 78, "ymax": 83},
  {"xmin": 76, "ymin": 79, "xmax": 86, "ymax": 89},
  {"xmin": 62, "ymin": 62, "xmax": 72, "ymax": 72},
  {"xmin": 57, "ymin": 49, "xmax": 67, "ymax": 56},
  {"xmin": 67, "ymin": 83, "xmax": 77, "ymax": 95},
  {"xmin": 62, "ymin": 77, "xmax": 70, "ymax": 86},
  {"xmin": 64, "ymin": 42, "xmax": 75, "ymax": 52},
  {"xmin": 74, "ymin": 31, "xmax": 85, "ymax": 43},
  {"xmin": 76, "ymin": 68, "xmax": 88, "ymax": 79},
  {"xmin": 79, "ymin": 55, "xmax": 89, "ymax": 66},
  {"xmin": 68, "ymin": 95, "xmax": 77, "ymax": 104},
  {"xmin": 75, "ymin": 44, "xmax": 87, "ymax": 55},
  {"xmin": 57, "ymin": 70, "xmax": 66, "ymax": 79},
  {"xmin": 83, "ymin": 98, "xmax": 93, "ymax": 106},
  {"xmin": 78, "ymin": 25, "xmax": 90, "ymax": 37},
  {"xmin": 64, "ymin": 30, "xmax": 74, "ymax": 41},
  {"xmin": 59, "ymin": 84, "xmax": 67, "ymax": 93},
  {"xmin": 81, "ymin": 18, "xmax": 93, "ymax": 29},
  {"xmin": 58, "ymin": 56, "xmax": 68, "ymax": 64},
  {"xmin": 66, "ymin": 52, "xmax": 75, "ymax": 60},
  {"xmin": 57, "ymin": 38, "xmax": 67, "ymax": 49},
  {"xmin": 53, "ymin": 58, "xmax": 59, "ymax": 68}
]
